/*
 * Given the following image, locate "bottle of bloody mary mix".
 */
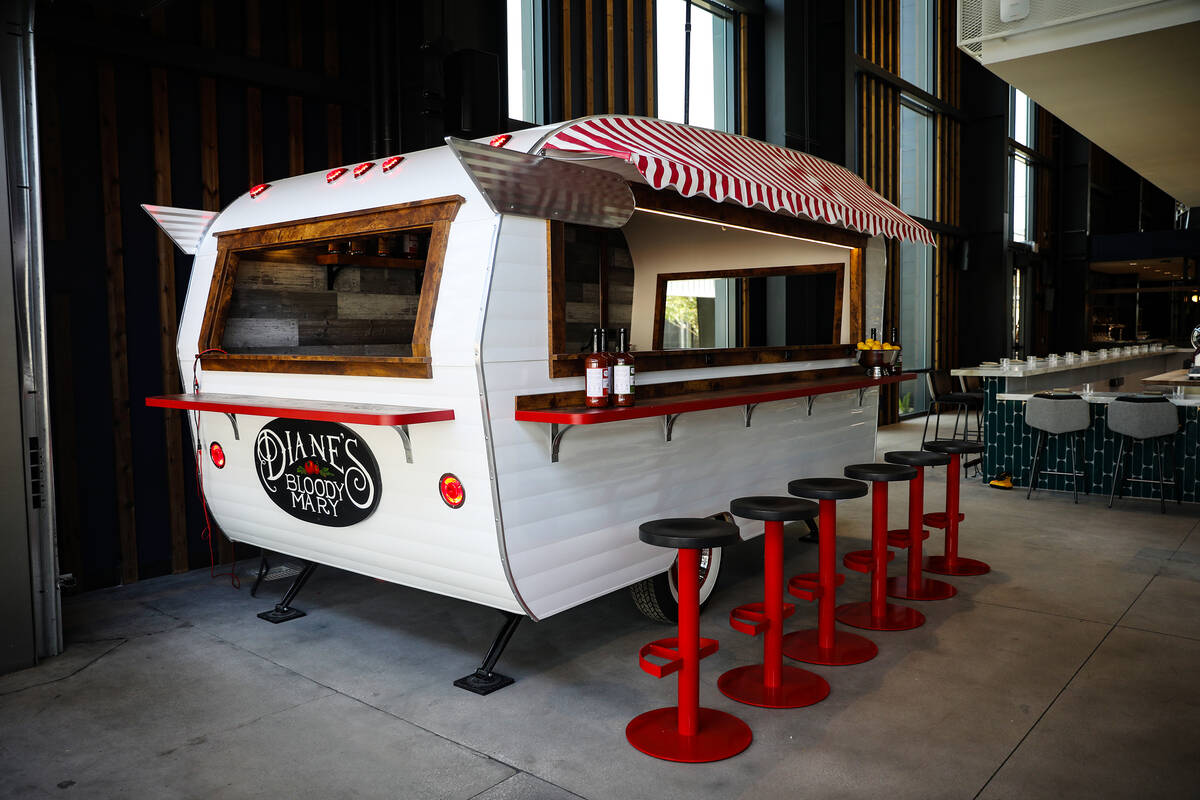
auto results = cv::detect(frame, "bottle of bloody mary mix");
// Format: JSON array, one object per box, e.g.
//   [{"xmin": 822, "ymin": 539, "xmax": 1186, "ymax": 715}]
[
  {"xmin": 598, "ymin": 327, "xmax": 615, "ymax": 400},
  {"xmin": 585, "ymin": 328, "xmax": 610, "ymax": 407},
  {"xmin": 614, "ymin": 328, "xmax": 635, "ymax": 406}
]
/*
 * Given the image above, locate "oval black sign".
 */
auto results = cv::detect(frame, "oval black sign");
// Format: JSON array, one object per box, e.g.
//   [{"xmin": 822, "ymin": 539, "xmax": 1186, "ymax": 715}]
[{"xmin": 253, "ymin": 418, "xmax": 382, "ymax": 527}]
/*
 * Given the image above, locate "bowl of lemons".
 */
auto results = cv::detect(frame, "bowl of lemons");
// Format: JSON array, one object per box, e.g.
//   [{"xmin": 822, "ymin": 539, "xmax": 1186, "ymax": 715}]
[{"xmin": 855, "ymin": 338, "xmax": 901, "ymax": 377}]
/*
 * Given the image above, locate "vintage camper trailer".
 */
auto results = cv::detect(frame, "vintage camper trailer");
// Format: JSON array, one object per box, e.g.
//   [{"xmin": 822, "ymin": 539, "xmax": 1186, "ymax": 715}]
[{"xmin": 146, "ymin": 116, "xmax": 930, "ymax": 688}]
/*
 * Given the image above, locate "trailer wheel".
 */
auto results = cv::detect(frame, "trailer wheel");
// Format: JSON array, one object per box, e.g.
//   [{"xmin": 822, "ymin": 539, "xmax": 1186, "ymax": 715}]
[{"xmin": 630, "ymin": 545, "xmax": 724, "ymax": 624}]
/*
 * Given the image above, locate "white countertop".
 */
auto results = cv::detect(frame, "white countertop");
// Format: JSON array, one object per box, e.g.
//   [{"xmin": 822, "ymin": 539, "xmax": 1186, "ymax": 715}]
[
  {"xmin": 953, "ymin": 348, "xmax": 1188, "ymax": 377},
  {"xmin": 996, "ymin": 390, "xmax": 1200, "ymax": 406}
]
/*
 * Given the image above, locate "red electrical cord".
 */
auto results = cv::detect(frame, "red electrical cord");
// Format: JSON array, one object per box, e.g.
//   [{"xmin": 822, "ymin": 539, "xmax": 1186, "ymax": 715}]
[{"xmin": 192, "ymin": 349, "xmax": 239, "ymax": 589}]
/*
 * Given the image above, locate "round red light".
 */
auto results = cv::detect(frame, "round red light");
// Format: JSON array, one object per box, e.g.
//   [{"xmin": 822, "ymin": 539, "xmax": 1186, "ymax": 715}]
[
  {"xmin": 209, "ymin": 442, "xmax": 226, "ymax": 469},
  {"xmin": 439, "ymin": 473, "xmax": 465, "ymax": 508}
]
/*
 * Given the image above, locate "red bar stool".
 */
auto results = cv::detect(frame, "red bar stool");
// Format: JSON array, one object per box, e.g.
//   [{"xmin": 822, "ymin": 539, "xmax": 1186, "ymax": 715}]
[
  {"xmin": 781, "ymin": 478, "xmax": 878, "ymax": 666},
  {"xmin": 922, "ymin": 439, "xmax": 990, "ymax": 576},
  {"xmin": 719, "ymin": 497, "xmax": 830, "ymax": 709},
  {"xmin": 627, "ymin": 518, "xmax": 752, "ymax": 763},
  {"xmin": 836, "ymin": 464, "xmax": 925, "ymax": 632},
  {"xmin": 883, "ymin": 450, "xmax": 957, "ymax": 601}
]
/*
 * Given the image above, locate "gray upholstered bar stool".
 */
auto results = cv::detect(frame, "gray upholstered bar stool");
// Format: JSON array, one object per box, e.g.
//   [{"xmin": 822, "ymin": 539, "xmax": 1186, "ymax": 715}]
[
  {"xmin": 1025, "ymin": 393, "xmax": 1091, "ymax": 503},
  {"xmin": 1107, "ymin": 395, "xmax": 1181, "ymax": 514}
]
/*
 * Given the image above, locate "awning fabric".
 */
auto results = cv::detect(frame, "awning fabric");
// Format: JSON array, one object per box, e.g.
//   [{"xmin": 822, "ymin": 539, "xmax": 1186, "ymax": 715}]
[{"xmin": 540, "ymin": 116, "xmax": 934, "ymax": 245}]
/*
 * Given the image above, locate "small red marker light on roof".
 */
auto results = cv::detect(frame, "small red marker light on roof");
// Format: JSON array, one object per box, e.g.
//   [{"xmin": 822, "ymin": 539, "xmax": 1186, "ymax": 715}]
[
  {"xmin": 353, "ymin": 161, "xmax": 375, "ymax": 178},
  {"xmin": 210, "ymin": 442, "xmax": 226, "ymax": 469},
  {"xmin": 326, "ymin": 167, "xmax": 348, "ymax": 183},
  {"xmin": 249, "ymin": 183, "xmax": 270, "ymax": 199},
  {"xmin": 381, "ymin": 155, "xmax": 404, "ymax": 173},
  {"xmin": 489, "ymin": 134, "xmax": 511, "ymax": 148},
  {"xmin": 439, "ymin": 473, "xmax": 465, "ymax": 508}
]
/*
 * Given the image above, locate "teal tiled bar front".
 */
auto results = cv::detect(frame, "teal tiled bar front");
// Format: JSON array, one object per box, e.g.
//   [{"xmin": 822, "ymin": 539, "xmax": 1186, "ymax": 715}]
[
  {"xmin": 954, "ymin": 350, "xmax": 1197, "ymax": 502},
  {"xmin": 976, "ymin": 378, "xmax": 1198, "ymax": 502}
]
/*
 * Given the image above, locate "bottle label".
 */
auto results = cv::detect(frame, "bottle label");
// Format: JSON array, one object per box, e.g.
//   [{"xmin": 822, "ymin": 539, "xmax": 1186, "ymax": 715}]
[
  {"xmin": 614, "ymin": 365, "xmax": 634, "ymax": 395},
  {"xmin": 586, "ymin": 367, "xmax": 605, "ymax": 399},
  {"xmin": 603, "ymin": 367, "xmax": 611, "ymax": 396}
]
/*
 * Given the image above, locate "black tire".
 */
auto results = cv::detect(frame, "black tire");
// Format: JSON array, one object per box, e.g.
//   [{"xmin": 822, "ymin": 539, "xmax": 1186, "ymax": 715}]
[{"xmin": 629, "ymin": 544, "xmax": 724, "ymax": 624}]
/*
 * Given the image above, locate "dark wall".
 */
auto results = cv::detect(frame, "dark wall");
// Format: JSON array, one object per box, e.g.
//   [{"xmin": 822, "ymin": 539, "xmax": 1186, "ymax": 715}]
[
  {"xmin": 957, "ymin": 58, "xmax": 1009, "ymax": 367},
  {"xmin": 37, "ymin": 0, "xmax": 509, "ymax": 591}
]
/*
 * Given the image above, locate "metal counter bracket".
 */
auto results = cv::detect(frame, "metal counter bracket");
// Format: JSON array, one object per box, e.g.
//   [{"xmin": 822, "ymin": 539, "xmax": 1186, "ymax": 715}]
[
  {"xmin": 742, "ymin": 403, "xmax": 759, "ymax": 427},
  {"xmin": 393, "ymin": 425, "xmax": 413, "ymax": 463},
  {"xmin": 663, "ymin": 414, "xmax": 681, "ymax": 442},
  {"xmin": 224, "ymin": 412, "xmax": 240, "ymax": 440},
  {"xmin": 550, "ymin": 422, "xmax": 573, "ymax": 463},
  {"xmin": 858, "ymin": 388, "xmax": 868, "ymax": 406},
  {"xmin": 806, "ymin": 397, "xmax": 815, "ymax": 416}
]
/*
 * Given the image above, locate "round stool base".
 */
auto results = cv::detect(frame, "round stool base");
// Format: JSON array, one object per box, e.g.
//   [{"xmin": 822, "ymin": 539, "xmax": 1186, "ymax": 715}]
[
  {"xmin": 626, "ymin": 707, "xmax": 752, "ymax": 763},
  {"xmin": 923, "ymin": 555, "xmax": 990, "ymax": 576},
  {"xmin": 718, "ymin": 664, "xmax": 830, "ymax": 709},
  {"xmin": 781, "ymin": 628, "xmax": 878, "ymax": 666},
  {"xmin": 887, "ymin": 574, "xmax": 957, "ymax": 601},
  {"xmin": 835, "ymin": 601, "xmax": 925, "ymax": 631}
]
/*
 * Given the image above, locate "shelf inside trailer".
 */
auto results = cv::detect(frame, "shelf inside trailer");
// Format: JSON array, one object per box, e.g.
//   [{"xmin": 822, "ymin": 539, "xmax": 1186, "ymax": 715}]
[{"xmin": 514, "ymin": 371, "xmax": 915, "ymax": 462}]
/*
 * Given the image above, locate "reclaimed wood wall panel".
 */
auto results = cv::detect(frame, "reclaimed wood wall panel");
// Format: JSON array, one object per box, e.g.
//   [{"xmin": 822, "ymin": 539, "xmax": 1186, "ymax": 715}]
[
  {"xmin": 555, "ymin": 0, "xmax": 656, "ymax": 119},
  {"xmin": 97, "ymin": 61, "xmax": 139, "ymax": 584}
]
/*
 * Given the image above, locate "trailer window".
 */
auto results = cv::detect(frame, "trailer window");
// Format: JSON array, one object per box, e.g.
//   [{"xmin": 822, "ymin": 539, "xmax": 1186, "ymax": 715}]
[
  {"xmin": 557, "ymin": 224, "xmax": 635, "ymax": 353},
  {"xmin": 545, "ymin": 188, "xmax": 866, "ymax": 379},
  {"xmin": 198, "ymin": 196, "xmax": 462, "ymax": 379}
]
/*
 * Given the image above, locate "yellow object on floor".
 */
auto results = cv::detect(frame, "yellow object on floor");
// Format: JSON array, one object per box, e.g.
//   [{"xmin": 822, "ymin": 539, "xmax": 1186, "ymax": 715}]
[{"xmin": 989, "ymin": 472, "xmax": 1013, "ymax": 490}]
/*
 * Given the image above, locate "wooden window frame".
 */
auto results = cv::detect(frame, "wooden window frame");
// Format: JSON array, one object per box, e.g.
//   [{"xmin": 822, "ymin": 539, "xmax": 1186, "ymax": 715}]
[
  {"xmin": 197, "ymin": 196, "xmax": 463, "ymax": 379},
  {"xmin": 651, "ymin": 263, "xmax": 845, "ymax": 350},
  {"xmin": 546, "ymin": 186, "xmax": 866, "ymax": 378}
]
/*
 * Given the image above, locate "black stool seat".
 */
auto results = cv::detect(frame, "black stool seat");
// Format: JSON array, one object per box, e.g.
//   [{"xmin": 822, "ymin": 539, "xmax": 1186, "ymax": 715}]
[
  {"xmin": 924, "ymin": 439, "xmax": 984, "ymax": 455},
  {"xmin": 639, "ymin": 518, "xmax": 742, "ymax": 549},
  {"xmin": 844, "ymin": 463, "xmax": 918, "ymax": 482},
  {"xmin": 885, "ymin": 450, "xmax": 951, "ymax": 468},
  {"xmin": 730, "ymin": 496, "xmax": 818, "ymax": 522},
  {"xmin": 788, "ymin": 477, "xmax": 868, "ymax": 501}
]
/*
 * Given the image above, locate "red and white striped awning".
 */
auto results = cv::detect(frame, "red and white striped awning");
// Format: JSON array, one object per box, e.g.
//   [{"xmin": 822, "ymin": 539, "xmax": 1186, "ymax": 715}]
[{"xmin": 539, "ymin": 116, "xmax": 934, "ymax": 245}]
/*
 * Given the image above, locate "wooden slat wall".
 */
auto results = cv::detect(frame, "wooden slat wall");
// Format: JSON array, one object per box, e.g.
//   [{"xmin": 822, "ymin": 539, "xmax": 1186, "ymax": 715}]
[
  {"xmin": 38, "ymin": 2, "xmax": 363, "ymax": 588},
  {"xmin": 857, "ymin": 0, "xmax": 902, "ymax": 423},
  {"xmin": 932, "ymin": 0, "xmax": 962, "ymax": 373},
  {"xmin": 856, "ymin": 0, "xmax": 965, "ymax": 422},
  {"xmin": 555, "ymin": 0, "xmax": 657, "ymax": 120}
]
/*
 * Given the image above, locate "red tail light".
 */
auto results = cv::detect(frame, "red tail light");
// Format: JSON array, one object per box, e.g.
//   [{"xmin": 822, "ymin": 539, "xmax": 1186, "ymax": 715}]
[
  {"xmin": 209, "ymin": 442, "xmax": 226, "ymax": 469},
  {"xmin": 353, "ymin": 161, "xmax": 374, "ymax": 178},
  {"xmin": 326, "ymin": 167, "xmax": 348, "ymax": 183},
  {"xmin": 249, "ymin": 183, "xmax": 270, "ymax": 198},
  {"xmin": 439, "ymin": 473, "xmax": 465, "ymax": 508},
  {"xmin": 489, "ymin": 134, "xmax": 511, "ymax": 148},
  {"xmin": 381, "ymin": 155, "xmax": 404, "ymax": 172}
]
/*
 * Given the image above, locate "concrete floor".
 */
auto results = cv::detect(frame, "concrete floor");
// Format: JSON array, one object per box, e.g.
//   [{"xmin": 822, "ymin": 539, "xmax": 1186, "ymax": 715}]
[{"xmin": 3, "ymin": 418, "xmax": 1199, "ymax": 799}]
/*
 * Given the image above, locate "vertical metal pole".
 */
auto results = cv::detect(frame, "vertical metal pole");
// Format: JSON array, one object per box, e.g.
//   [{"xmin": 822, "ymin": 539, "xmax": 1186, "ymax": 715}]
[
  {"xmin": 682, "ymin": 1, "xmax": 692, "ymax": 125},
  {"xmin": 945, "ymin": 454, "xmax": 961, "ymax": 565},
  {"xmin": 817, "ymin": 500, "xmax": 837, "ymax": 651},
  {"xmin": 870, "ymin": 481, "xmax": 888, "ymax": 619},
  {"xmin": 675, "ymin": 547, "xmax": 700, "ymax": 737},
  {"xmin": 763, "ymin": 520, "xmax": 783, "ymax": 688},
  {"xmin": 907, "ymin": 467, "xmax": 924, "ymax": 591}
]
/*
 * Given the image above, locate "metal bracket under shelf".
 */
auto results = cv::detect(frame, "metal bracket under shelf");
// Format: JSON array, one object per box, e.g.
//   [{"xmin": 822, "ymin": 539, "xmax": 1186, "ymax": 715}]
[
  {"xmin": 550, "ymin": 422, "xmax": 573, "ymax": 463},
  {"xmin": 393, "ymin": 424, "xmax": 413, "ymax": 463},
  {"xmin": 806, "ymin": 397, "xmax": 815, "ymax": 416},
  {"xmin": 741, "ymin": 403, "xmax": 759, "ymax": 428},
  {"xmin": 662, "ymin": 414, "xmax": 681, "ymax": 442},
  {"xmin": 224, "ymin": 412, "xmax": 240, "ymax": 440}
]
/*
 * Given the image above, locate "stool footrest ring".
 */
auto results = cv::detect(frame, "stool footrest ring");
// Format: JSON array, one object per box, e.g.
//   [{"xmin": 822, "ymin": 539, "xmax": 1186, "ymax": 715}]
[
  {"xmin": 886, "ymin": 527, "xmax": 931, "ymax": 548},
  {"xmin": 922, "ymin": 511, "xmax": 965, "ymax": 529},
  {"xmin": 729, "ymin": 601, "xmax": 795, "ymax": 635},
  {"xmin": 843, "ymin": 549, "xmax": 894, "ymax": 573},
  {"xmin": 638, "ymin": 637, "xmax": 719, "ymax": 678},
  {"xmin": 787, "ymin": 572, "xmax": 844, "ymax": 601}
]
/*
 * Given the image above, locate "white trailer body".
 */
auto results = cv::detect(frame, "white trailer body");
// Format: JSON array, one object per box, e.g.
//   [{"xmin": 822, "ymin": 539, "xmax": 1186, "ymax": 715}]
[{"xmin": 148, "ymin": 116, "xmax": 929, "ymax": 622}]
